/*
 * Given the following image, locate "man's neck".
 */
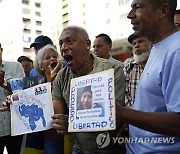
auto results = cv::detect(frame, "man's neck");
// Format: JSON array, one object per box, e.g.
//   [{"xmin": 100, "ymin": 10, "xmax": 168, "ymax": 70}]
[
  {"xmin": 138, "ymin": 60, "xmax": 147, "ymax": 69},
  {"xmin": 104, "ymin": 54, "xmax": 110, "ymax": 59},
  {"xmin": 74, "ymin": 56, "xmax": 94, "ymax": 77},
  {"xmin": 151, "ymin": 23, "xmax": 179, "ymax": 44}
]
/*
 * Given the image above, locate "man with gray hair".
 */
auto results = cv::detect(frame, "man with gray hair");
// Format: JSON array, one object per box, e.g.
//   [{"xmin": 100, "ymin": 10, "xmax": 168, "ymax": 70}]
[{"xmin": 51, "ymin": 26, "xmax": 125, "ymax": 154}]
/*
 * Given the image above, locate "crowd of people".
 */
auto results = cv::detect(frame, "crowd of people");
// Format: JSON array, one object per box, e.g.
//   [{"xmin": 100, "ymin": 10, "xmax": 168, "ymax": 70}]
[{"xmin": 0, "ymin": 0, "xmax": 180, "ymax": 154}]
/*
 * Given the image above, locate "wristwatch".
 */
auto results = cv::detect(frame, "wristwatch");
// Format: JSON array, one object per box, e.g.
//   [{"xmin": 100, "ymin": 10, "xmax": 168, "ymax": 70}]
[{"xmin": 2, "ymin": 81, "xmax": 8, "ymax": 88}]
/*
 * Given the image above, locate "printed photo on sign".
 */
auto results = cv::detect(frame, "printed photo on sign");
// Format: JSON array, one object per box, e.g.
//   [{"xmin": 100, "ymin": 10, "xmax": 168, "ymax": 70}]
[
  {"xmin": 68, "ymin": 69, "xmax": 116, "ymax": 132},
  {"xmin": 76, "ymin": 86, "xmax": 105, "ymax": 119}
]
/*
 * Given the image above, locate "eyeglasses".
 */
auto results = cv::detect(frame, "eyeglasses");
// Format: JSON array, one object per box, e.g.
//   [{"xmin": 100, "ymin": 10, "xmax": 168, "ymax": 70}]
[{"xmin": 175, "ymin": 23, "xmax": 180, "ymax": 27}]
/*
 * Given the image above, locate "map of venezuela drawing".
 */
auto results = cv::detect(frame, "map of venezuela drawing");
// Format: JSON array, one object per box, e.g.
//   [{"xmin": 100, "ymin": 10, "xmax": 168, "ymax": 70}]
[{"xmin": 10, "ymin": 82, "xmax": 54, "ymax": 136}]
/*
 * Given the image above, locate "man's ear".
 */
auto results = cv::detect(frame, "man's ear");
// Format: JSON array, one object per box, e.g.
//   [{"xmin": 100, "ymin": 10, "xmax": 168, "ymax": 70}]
[
  {"xmin": 109, "ymin": 44, "xmax": 112, "ymax": 49},
  {"xmin": 86, "ymin": 39, "xmax": 91, "ymax": 50},
  {"xmin": 159, "ymin": 3, "xmax": 170, "ymax": 19}
]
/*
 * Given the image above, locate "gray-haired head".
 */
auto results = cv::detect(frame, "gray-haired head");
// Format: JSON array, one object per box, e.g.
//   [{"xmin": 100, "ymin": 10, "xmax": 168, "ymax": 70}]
[
  {"xmin": 34, "ymin": 44, "xmax": 59, "ymax": 76},
  {"xmin": 61, "ymin": 25, "xmax": 89, "ymax": 40}
]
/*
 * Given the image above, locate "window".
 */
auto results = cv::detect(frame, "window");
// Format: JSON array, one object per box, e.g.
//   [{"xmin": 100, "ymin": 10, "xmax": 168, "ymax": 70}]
[
  {"xmin": 23, "ymin": 28, "xmax": 31, "ymax": 33},
  {"xmin": 22, "ymin": 8, "xmax": 30, "ymax": 14},
  {"xmin": 63, "ymin": 13, "xmax": 68, "ymax": 17},
  {"xmin": 36, "ymin": 30, "xmax": 42, "ymax": 35},
  {"xmin": 35, "ymin": 2, "xmax": 41, "ymax": 8},
  {"xmin": 22, "ymin": 0, "xmax": 29, "ymax": 5},
  {"xmin": 63, "ymin": 21, "xmax": 68, "ymax": 28},
  {"xmin": 62, "ymin": 4, "xmax": 68, "ymax": 9},
  {"xmin": 23, "ymin": 18, "xmax": 30, "ymax": 23},
  {"xmin": 23, "ymin": 47, "xmax": 31, "ymax": 52},
  {"xmin": 36, "ymin": 21, "xmax": 42, "ymax": 26},
  {"xmin": 23, "ymin": 36, "xmax": 31, "ymax": 42},
  {"xmin": 35, "ymin": 11, "xmax": 41, "ymax": 17},
  {"xmin": 62, "ymin": 13, "xmax": 68, "ymax": 21}
]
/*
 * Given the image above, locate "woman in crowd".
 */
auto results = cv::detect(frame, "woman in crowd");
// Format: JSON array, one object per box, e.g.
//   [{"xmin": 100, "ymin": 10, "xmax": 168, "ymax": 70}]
[{"xmin": 26, "ymin": 44, "xmax": 64, "ymax": 154}]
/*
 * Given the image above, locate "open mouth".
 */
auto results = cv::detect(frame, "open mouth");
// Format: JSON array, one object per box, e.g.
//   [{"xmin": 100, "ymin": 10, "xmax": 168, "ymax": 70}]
[
  {"xmin": 64, "ymin": 55, "xmax": 73, "ymax": 64},
  {"xmin": 50, "ymin": 61, "xmax": 57, "ymax": 68}
]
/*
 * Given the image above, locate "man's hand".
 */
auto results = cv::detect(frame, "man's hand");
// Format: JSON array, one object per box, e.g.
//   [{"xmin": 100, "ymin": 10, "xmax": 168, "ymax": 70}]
[
  {"xmin": 0, "ymin": 95, "xmax": 11, "ymax": 112},
  {"xmin": 52, "ymin": 114, "xmax": 68, "ymax": 135}
]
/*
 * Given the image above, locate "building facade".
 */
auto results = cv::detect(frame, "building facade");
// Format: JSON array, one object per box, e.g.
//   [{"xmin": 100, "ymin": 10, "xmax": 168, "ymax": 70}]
[{"xmin": 0, "ymin": 0, "xmax": 180, "ymax": 61}]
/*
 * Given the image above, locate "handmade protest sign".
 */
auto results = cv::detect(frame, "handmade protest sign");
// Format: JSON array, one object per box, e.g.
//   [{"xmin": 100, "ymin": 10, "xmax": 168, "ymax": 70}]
[
  {"xmin": 68, "ymin": 69, "xmax": 116, "ymax": 132},
  {"xmin": 10, "ymin": 76, "xmax": 38, "ymax": 92},
  {"xmin": 9, "ymin": 78, "xmax": 23, "ymax": 92},
  {"xmin": 10, "ymin": 82, "xmax": 54, "ymax": 136}
]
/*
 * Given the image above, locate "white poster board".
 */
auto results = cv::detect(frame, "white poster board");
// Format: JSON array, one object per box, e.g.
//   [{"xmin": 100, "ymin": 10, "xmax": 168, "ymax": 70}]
[
  {"xmin": 10, "ymin": 82, "xmax": 54, "ymax": 136},
  {"xmin": 68, "ymin": 69, "xmax": 116, "ymax": 132}
]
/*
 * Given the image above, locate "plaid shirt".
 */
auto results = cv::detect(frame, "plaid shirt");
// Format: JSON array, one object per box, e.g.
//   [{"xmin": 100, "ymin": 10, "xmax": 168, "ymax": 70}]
[{"xmin": 123, "ymin": 58, "xmax": 144, "ymax": 108}]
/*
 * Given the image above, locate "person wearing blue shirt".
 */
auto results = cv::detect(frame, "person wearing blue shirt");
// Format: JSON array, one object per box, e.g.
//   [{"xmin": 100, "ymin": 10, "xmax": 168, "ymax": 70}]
[{"xmin": 116, "ymin": 0, "xmax": 180, "ymax": 153}]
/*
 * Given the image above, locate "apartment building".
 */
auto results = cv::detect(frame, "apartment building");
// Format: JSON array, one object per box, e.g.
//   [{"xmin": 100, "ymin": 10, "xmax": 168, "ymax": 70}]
[
  {"xmin": 0, "ymin": 0, "xmax": 61, "ymax": 61},
  {"xmin": 1, "ymin": 0, "xmax": 179, "ymax": 61}
]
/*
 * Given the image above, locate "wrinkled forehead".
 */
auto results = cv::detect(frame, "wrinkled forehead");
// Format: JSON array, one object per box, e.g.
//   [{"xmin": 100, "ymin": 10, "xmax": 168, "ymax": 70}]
[{"xmin": 60, "ymin": 29, "xmax": 77, "ymax": 40}]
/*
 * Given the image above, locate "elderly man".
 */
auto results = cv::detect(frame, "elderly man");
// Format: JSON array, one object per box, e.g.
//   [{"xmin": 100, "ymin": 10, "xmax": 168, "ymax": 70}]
[
  {"xmin": 0, "ymin": 43, "xmax": 25, "ymax": 154},
  {"xmin": 116, "ymin": 0, "xmax": 180, "ymax": 153},
  {"xmin": 52, "ymin": 26, "xmax": 125, "ymax": 154},
  {"xmin": 93, "ymin": 33, "xmax": 124, "ymax": 68},
  {"xmin": 124, "ymin": 34, "xmax": 152, "ymax": 108},
  {"xmin": 17, "ymin": 56, "xmax": 33, "ymax": 77}
]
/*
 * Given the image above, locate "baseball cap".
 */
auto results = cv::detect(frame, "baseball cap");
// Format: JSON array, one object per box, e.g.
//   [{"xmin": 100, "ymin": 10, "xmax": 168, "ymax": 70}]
[
  {"xmin": 30, "ymin": 35, "xmax": 53, "ymax": 48},
  {"xmin": 17, "ymin": 56, "xmax": 33, "ymax": 63},
  {"xmin": 128, "ymin": 34, "xmax": 141, "ymax": 44}
]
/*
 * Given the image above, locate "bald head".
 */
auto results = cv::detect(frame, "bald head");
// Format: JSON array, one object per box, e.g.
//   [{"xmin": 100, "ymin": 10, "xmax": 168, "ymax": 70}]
[
  {"xmin": 62, "ymin": 26, "xmax": 89, "ymax": 41},
  {"xmin": 59, "ymin": 26, "xmax": 92, "ymax": 75}
]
